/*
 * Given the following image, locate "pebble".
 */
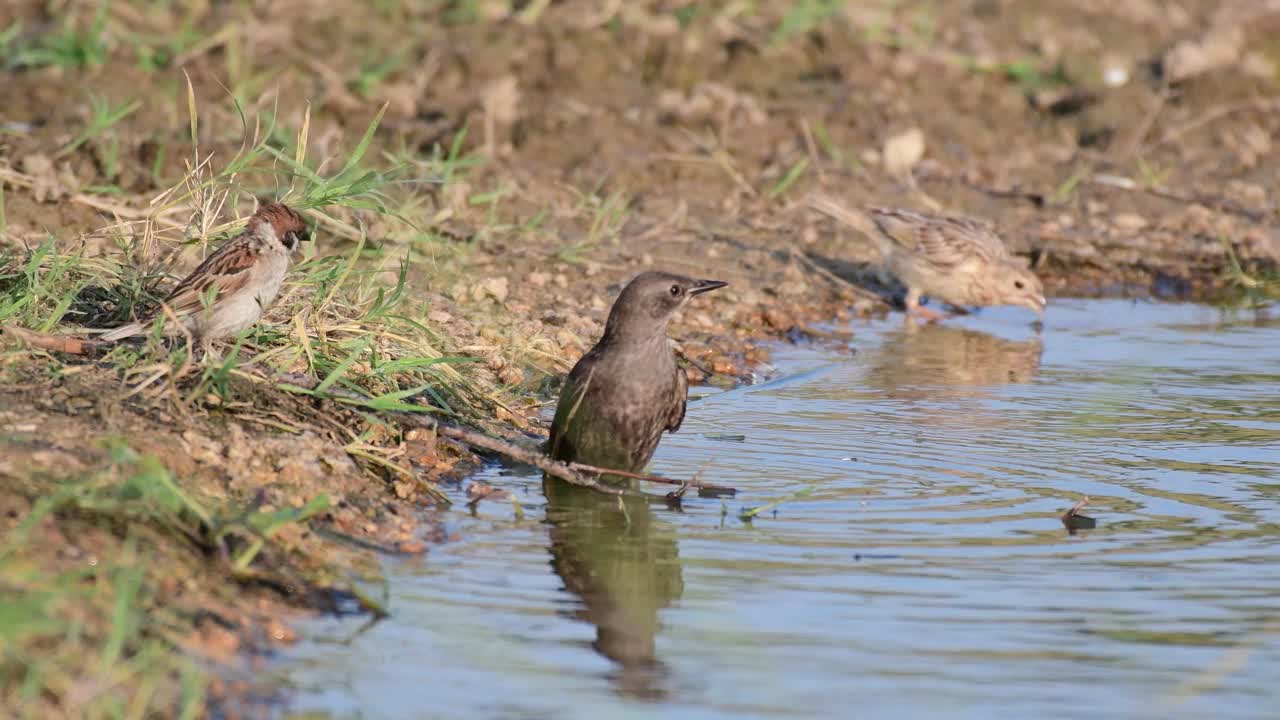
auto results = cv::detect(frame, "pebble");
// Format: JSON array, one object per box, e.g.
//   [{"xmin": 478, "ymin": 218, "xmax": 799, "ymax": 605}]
[
  {"xmin": 1113, "ymin": 213, "xmax": 1149, "ymax": 232},
  {"xmin": 763, "ymin": 308, "xmax": 794, "ymax": 330},
  {"xmin": 475, "ymin": 276, "xmax": 509, "ymax": 304},
  {"xmin": 397, "ymin": 540, "xmax": 427, "ymax": 554},
  {"xmin": 711, "ymin": 359, "xmax": 737, "ymax": 375},
  {"xmin": 554, "ymin": 329, "xmax": 580, "ymax": 351},
  {"xmin": 498, "ymin": 366, "xmax": 524, "ymax": 386},
  {"xmin": 265, "ymin": 619, "xmax": 297, "ymax": 645}
]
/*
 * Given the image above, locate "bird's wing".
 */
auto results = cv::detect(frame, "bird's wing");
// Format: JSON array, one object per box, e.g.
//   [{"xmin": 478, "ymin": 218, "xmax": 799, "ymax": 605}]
[
  {"xmin": 548, "ymin": 357, "xmax": 596, "ymax": 459},
  {"xmin": 160, "ymin": 237, "xmax": 260, "ymax": 316},
  {"xmin": 665, "ymin": 365, "xmax": 688, "ymax": 434},
  {"xmin": 869, "ymin": 208, "xmax": 1008, "ymax": 268}
]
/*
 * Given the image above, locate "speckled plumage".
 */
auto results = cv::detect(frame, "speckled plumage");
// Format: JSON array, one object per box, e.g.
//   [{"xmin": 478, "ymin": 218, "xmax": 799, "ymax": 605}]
[
  {"xmin": 808, "ymin": 195, "xmax": 1046, "ymax": 319},
  {"xmin": 548, "ymin": 271, "xmax": 726, "ymax": 478},
  {"xmin": 103, "ymin": 202, "xmax": 310, "ymax": 342}
]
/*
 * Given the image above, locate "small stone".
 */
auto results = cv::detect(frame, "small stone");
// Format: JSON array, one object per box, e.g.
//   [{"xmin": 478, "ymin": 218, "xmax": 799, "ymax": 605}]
[
  {"xmin": 1164, "ymin": 26, "xmax": 1243, "ymax": 83},
  {"xmin": 265, "ymin": 619, "xmax": 296, "ymax": 645},
  {"xmin": 711, "ymin": 359, "xmax": 737, "ymax": 375},
  {"xmin": 763, "ymin": 308, "xmax": 794, "ymax": 330},
  {"xmin": 498, "ymin": 366, "xmax": 524, "ymax": 386},
  {"xmin": 1103, "ymin": 63, "xmax": 1130, "ymax": 88},
  {"xmin": 397, "ymin": 540, "xmax": 427, "ymax": 554},
  {"xmin": 554, "ymin": 329, "xmax": 580, "ymax": 350},
  {"xmin": 466, "ymin": 481, "xmax": 511, "ymax": 502},
  {"xmin": 476, "ymin": 276, "xmax": 509, "ymax": 304},
  {"xmin": 196, "ymin": 623, "xmax": 240, "ymax": 661},
  {"xmin": 1113, "ymin": 213, "xmax": 1148, "ymax": 232},
  {"xmin": 22, "ymin": 153, "xmax": 78, "ymax": 203},
  {"xmin": 883, "ymin": 128, "xmax": 925, "ymax": 177}
]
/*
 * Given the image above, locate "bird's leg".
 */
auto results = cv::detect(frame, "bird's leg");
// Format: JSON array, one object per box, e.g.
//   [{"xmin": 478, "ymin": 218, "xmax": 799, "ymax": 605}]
[{"xmin": 904, "ymin": 288, "xmax": 947, "ymax": 322}]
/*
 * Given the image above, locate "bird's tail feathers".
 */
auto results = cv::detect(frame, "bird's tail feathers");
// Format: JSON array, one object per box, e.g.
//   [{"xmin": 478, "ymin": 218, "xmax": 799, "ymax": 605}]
[
  {"xmin": 100, "ymin": 322, "xmax": 144, "ymax": 342},
  {"xmin": 806, "ymin": 193, "xmax": 880, "ymax": 241}
]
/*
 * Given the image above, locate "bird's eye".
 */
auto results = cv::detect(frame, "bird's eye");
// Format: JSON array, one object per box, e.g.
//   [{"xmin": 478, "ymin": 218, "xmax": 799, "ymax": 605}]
[
  {"xmin": 1014, "ymin": 280, "xmax": 1025, "ymax": 289},
  {"xmin": 670, "ymin": 285, "xmax": 681, "ymax": 296}
]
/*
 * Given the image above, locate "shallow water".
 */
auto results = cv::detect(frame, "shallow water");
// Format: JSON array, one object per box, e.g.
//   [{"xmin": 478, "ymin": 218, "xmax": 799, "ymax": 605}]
[{"xmin": 283, "ymin": 300, "xmax": 1280, "ymax": 720}]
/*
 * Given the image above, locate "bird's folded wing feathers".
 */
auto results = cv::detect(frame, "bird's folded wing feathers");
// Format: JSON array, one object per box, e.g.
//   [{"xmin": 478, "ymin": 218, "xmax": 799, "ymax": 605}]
[
  {"xmin": 161, "ymin": 240, "xmax": 260, "ymax": 316},
  {"xmin": 869, "ymin": 208, "xmax": 1007, "ymax": 268},
  {"xmin": 665, "ymin": 365, "xmax": 688, "ymax": 433}
]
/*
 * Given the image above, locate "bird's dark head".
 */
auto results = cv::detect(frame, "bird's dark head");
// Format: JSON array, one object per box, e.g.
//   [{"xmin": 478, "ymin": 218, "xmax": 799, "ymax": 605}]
[{"xmin": 603, "ymin": 271, "xmax": 727, "ymax": 344}]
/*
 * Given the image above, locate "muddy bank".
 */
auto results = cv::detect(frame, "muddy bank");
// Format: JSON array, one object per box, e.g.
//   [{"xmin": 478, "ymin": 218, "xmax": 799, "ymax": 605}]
[{"xmin": 2, "ymin": 0, "xmax": 1279, "ymax": 715}]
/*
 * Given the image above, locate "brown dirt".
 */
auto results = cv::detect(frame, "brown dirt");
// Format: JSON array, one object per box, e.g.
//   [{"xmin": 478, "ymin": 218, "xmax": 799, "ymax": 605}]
[{"xmin": 2, "ymin": 0, "xmax": 1279, "ymax": 712}]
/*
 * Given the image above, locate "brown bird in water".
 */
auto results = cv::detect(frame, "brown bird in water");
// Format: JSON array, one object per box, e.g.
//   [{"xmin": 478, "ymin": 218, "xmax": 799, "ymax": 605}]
[
  {"xmin": 548, "ymin": 271, "xmax": 727, "ymax": 478},
  {"xmin": 808, "ymin": 194, "xmax": 1045, "ymax": 320}
]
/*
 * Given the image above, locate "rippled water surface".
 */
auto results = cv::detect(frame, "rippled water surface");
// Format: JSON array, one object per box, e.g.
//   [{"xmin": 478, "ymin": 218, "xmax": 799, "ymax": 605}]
[{"xmin": 285, "ymin": 300, "xmax": 1280, "ymax": 719}]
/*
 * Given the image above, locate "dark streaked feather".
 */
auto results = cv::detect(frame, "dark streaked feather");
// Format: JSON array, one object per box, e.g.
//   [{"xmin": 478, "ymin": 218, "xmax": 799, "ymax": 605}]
[
  {"xmin": 666, "ymin": 367, "xmax": 687, "ymax": 434},
  {"xmin": 161, "ymin": 239, "xmax": 259, "ymax": 315},
  {"xmin": 869, "ymin": 207, "xmax": 1009, "ymax": 269}
]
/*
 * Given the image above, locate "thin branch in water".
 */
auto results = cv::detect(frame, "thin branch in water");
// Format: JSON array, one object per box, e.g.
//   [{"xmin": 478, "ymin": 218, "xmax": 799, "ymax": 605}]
[
  {"xmin": 420, "ymin": 418, "xmax": 738, "ymax": 498},
  {"xmin": 566, "ymin": 460, "xmax": 736, "ymax": 497}
]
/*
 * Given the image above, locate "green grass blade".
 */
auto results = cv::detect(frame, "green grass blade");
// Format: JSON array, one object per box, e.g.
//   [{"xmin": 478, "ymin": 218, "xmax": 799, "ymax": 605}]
[{"xmin": 315, "ymin": 340, "xmax": 367, "ymax": 394}]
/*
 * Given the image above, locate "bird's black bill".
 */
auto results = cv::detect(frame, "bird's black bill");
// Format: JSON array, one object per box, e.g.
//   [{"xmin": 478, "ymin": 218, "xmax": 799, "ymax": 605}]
[{"xmin": 689, "ymin": 279, "xmax": 728, "ymax": 295}]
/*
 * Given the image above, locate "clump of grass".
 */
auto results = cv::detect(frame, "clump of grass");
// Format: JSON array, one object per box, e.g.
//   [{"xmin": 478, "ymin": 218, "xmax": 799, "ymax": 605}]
[
  {"xmin": 771, "ymin": 0, "xmax": 846, "ymax": 47},
  {"xmin": 57, "ymin": 94, "xmax": 141, "ymax": 161},
  {"xmin": 555, "ymin": 186, "xmax": 629, "ymax": 264},
  {"xmin": 0, "ymin": 443, "xmax": 333, "ymax": 718},
  {"xmin": 738, "ymin": 486, "xmax": 815, "ymax": 523},
  {"xmin": 3, "ymin": 2, "xmax": 111, "ymax": 70},
  {"xmin": 1220, "ymin": 237, "xmax": 1278, "ymax": 308},
  {"xmin": 350, "ymin": 49, "xmax": 407, "ymax": 99},
  {"xmin": 4, "ymin": 81, "xmax": 497, "ymax": 486}
]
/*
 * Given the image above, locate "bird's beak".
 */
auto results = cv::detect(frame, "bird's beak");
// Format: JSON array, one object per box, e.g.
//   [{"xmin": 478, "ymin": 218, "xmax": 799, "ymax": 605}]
[
  {"xmin": 1023, "ymin": 294, "xmax": 1047, "ymax": 317},
  {"xmin": 689, "ymin": 279, "xmax": 728, "ymax": 296}
]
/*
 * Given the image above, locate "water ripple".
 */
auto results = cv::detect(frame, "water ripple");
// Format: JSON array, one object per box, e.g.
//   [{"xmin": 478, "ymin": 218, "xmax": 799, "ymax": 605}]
[{"xmin": 285, "ymin": 302, "xmax": 1280, "ymax": 720}]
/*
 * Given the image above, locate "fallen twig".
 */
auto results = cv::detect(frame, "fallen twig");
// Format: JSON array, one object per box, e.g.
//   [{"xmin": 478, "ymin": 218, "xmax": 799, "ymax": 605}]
[
  {"xmin": 416, "ymin": 417, "xmax": 612, "ymax": 497},
  {"xmin": 413, "ymin": 417, "xmax": 738, "ymax": 499},
  {"xmin": 2, "ymin": 326, "xmax": 109, "ymax": 355},
  {"xmin": 567, "ymin": 460, "xmax": 736, "ymax": 497},
  {"xmin": 1061, "ymin": 496, "xmax": 1097, "ymax": 535}
]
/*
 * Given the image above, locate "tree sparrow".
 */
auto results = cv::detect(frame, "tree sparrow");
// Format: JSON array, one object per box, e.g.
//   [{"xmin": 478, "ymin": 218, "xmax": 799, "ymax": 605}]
[
  {"xmin": 808, "ymin": 194, "xmax": 1046, "ymax": 320},
  {"xmin": 103, "ymin": 202, "xmax": 311, "ymax": 343}
]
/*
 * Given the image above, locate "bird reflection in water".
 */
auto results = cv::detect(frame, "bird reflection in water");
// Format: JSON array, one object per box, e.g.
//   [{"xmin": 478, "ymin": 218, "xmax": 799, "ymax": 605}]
[
  {"xmin": 866, "ymin": 321, "xmax": 1044, "ymax": 398},
  {"xmin": 542, "ymin": 478, "xmax": 683, "ymax": 701}
]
